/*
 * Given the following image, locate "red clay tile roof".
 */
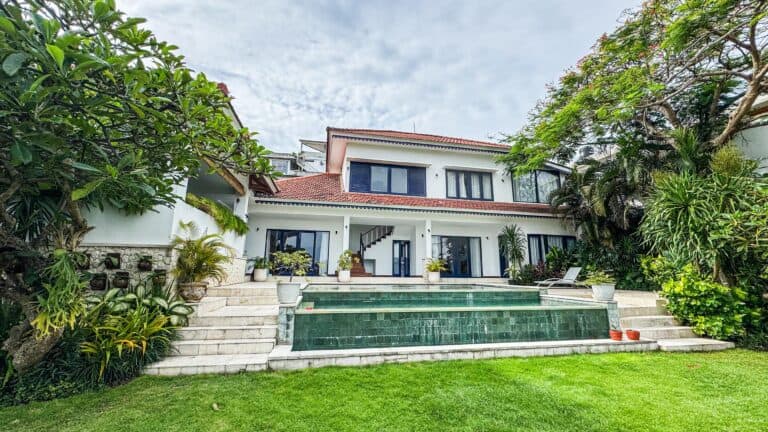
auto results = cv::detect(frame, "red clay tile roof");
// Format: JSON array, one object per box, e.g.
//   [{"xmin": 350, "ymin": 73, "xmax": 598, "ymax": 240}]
[
  {"xmin": 260, "ymin": 174, "xmax": 556, "ymax": 215},
  {"xmin": 327, "ymin": 128, "xmax": 510, "ymax": 150}
]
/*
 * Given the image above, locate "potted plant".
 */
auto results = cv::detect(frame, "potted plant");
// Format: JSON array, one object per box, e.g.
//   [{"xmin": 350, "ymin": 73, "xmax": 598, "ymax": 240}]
[
  {"xmin": 585, "ymin": 270, "xmax": 616, "ymax": 301},
  {"xmin": 609, "ymin": 329, "xmax": 623, "ymax": 341},
  {"xmin": 425, "ymin": 258, "xmax": 447, "ymax": 283},
  {"xmin": 152, "ymin": 269, "xmax": 168, "ymax": 289},
  {"xmin": 252, "ymin": 257, "xmax": 269, "ymax": 282},
  {"xmin": 137, "ymin": 255, "xmax": 153, "ymax": 272},
  {"xmin": 104, "ymin": 253, "xmax": 121, "ymax": 270},
  {"xmin": 74, "ymin": 252, "xmax": 91, "ymax": 271},
  {"xmin": 112, "ymin": 271, "xmax": 131, "ymax": 289},
  {"xmin": 89, "ymin": 272, "xmax": 107, "ymax": 291},
  {"xmin": 336, "ymin": 250, "xmax": 358, "ymax": 283},
  {"xmin": 626, "ymin": 329, "xmax": 640, "ymax": 341},
  {"xmin": 171, "ymin": 221, "xmax": 234, "ymax": 302},
  {"xmin": 271, "ymin": 250, "xmax": 311, "ymax": 304}
]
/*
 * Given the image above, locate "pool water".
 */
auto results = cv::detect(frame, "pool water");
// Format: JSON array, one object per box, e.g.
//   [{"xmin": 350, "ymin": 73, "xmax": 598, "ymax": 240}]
[{"xmin": 292, "ymin": 284, "xmax": 610, "ymax": 351}]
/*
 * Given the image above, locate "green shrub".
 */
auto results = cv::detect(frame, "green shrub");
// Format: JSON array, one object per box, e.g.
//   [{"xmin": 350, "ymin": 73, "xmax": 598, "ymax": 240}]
[{"xmin": 661, "ymin": 265, "xmax": 751, "ymax": 340}]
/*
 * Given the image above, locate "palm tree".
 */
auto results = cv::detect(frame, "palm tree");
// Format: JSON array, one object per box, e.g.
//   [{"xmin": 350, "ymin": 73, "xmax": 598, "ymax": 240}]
[{"xmin": 499, "ymin": 224, "xmax": 526, "ymax": 274}]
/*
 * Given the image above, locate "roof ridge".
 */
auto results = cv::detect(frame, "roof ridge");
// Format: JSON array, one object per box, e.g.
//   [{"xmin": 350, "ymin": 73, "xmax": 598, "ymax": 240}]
[
  {"xmin": 275, "ymin": 172, "xmax": 338, "ymax": 183},
  {"xmin": 327, "ymin": 127, "xmax": 508, "ymax": 148}
]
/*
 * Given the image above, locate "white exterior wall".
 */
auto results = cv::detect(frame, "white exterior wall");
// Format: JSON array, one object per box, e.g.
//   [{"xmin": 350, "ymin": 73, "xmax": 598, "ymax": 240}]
[
  {"xmin": 342, "ymin": 142, "xmax": 516, "ymax": 201},
  {"xmin": 735, "ymin": 126, "xmax": 768, "ymax": 173},
  {"xmin": 247, "ymin": 202, "xmax": 573, "ymax": 277}
]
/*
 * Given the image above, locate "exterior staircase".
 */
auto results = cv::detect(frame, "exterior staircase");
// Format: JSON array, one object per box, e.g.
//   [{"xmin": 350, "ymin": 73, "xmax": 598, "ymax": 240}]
[
  {"xmin": 619, "ymin": 303, "xmax": 734, "ymax": 352},
  {"xmin": 144, "ymin": 282, "xmax": 279, "ymax": 376}
]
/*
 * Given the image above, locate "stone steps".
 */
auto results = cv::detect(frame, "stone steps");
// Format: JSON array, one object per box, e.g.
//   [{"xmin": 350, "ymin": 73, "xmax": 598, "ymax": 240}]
[
  {"xmin": 657, "ymin": 338, "xmax": 735, "ymax": 352},
  {"xmin": 226, "ymin": 295, "xmax": 279, "ymax": 306},
  {"xmin": 207, "ymin": 287, "xmax": 278, "ymax": 297},
  {"xmin": 171, "ymin": 338, "xmax": 275, "ymax": 356},
  {"xmin": 144, "ymin": 353, "xmax": 269, "ymax": 376},
  {"xmin": 636, "ymin": 326, "xmax": 697, "ymax": 340},
  {"xmin": 620, "ymin": 315, "xmax": 678, "ymax": 328},
  {"xmin": 178, "ymin": 325, "xmax": 277, "ymax": 340},
  {"xmin": 188, "ymin": 305, "xmax": 279, "ymax": 327},
  {"xmin": 618, "ymin": 306, "xmax": 665, "ymax": 318}
]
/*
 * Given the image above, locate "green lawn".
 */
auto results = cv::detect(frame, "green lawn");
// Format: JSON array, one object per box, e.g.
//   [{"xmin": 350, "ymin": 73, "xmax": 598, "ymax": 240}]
[{"xmin": 1, "ymin": 350, "xmax": 766, "ymax": 431}]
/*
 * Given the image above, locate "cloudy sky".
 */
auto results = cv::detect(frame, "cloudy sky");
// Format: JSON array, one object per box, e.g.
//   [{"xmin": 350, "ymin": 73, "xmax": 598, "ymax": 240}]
[{"xmin": 120, "ymin": 1, "xmax": 640, "ymax": 153}]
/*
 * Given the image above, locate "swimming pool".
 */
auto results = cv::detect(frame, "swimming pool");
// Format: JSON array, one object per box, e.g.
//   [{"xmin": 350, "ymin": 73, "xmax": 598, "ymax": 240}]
[{"xmin": 292, "ymin": 284, "xmax": 610, "ymax": 351}]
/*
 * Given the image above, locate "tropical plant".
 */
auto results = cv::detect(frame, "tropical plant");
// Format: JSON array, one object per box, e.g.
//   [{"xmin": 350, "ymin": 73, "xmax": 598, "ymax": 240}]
[
  {"xmin": 0, "ymin": 0, "xmax": 276, "ymax": 373},
  {"xmin": 661, "ymin": 265, "xmax": 751, "ymax": 340},
  {"xmin": 425, "ymin": 258, "xmax": 447, "ymax": 273},
  {"xmin": 499, "ymin": 224, "xmax": 526, "ymax": 272},
  {"xmin": 584, "ymin": 270, "xmax": 615, "ymax": 286},
  {"xmin": 171, "ymin": 221, "xmax": 234, "ymax": 284},
  {"xmin": 544, "ymin": 247, "xmax": 574, "ymax": 274},
  {"xmin": 337, "ymin": 250, "xmax": 358, "ymax": 271},
  {"xmin": 185, "ymin": 193, "xmax": 248, "ymax": 235},
  {"xmin": 271, "ymin": 250, "xmax": 312, "ymax": 282},
  {"xmin": 253, "ymin": 257, "xmax": 269, "ymax": 269}
]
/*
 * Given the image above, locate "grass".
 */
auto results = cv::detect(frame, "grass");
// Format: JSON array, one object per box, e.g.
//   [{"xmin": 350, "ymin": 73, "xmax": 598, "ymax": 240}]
[{"xmin": 1, "ymin": 350, "xmax": 767, "ymax": 431}]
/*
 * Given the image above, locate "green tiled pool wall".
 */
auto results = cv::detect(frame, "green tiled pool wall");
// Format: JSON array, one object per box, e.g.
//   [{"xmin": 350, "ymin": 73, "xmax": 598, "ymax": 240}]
[
  {"xmin": 300, "ymin": 290, "xmax": 540, "ymax": 309},
  {"xmin": 292, "ymin": 308, "xmax": 610, "ymax": 351}
]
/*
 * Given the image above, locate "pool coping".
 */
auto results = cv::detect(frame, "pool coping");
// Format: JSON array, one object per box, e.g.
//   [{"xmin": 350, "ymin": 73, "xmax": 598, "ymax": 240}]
[
  {"xmin": 294, "ymin": 303, "xmax": 608, "ymax": 314},
  {"xmin": 268, "ymin": 338, "xmax": 658, "ymax": 370}
]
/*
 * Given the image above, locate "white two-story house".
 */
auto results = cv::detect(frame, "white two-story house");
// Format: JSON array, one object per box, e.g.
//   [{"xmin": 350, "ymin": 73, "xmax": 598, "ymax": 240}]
[{"xmin": 246, "ymin": 128, "xmax": 575, "ymax": 278}]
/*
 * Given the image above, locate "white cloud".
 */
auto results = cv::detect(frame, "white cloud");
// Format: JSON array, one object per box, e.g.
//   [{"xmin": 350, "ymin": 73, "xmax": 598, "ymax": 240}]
[{"xmin": 119, "ymin": 0, "xmax": 639, "ymax": 152}]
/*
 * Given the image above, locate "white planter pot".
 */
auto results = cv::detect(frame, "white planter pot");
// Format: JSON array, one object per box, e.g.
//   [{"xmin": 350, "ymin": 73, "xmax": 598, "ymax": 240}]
[
  {"xmin": 253, "ymin": 268, "xmax": 268, "ymax": 282},
  {"xmin": 277, "ymin": 282, "xmax": 301, "ymax": 304},
  {"xmin": 591, "ymin": 284, "xmax": 616, "ymax": 301},
  {"xmin": 427, "ymin": 271, "xmax": 441, "ymax": 283},
  {"xmin": 338, "ymin": 269, "xmax": 351, "ymax": 283}
]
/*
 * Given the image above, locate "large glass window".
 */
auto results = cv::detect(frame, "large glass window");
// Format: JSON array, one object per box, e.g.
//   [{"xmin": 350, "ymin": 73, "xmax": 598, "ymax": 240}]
[
  {"xmin": 445, "ymin": 170, "xmax": 493, "ymax": 200},
  {"xmin": 527, "ymin": 235, "xmax": 577, "ymax": 265},
  {"xmin": 349, "ymin": 162, "xmax": 426, "ymax": 196},
  {"xmin": 432, "ymin": 236, "xmax": 482, "ymax": 277},
  {"xmin": 266, "ymin": 229, "xmax": 330, "ymax": 275},
  {"xmin": 512, "ymin": 170, "xmax": 562, "ymax": 203}
]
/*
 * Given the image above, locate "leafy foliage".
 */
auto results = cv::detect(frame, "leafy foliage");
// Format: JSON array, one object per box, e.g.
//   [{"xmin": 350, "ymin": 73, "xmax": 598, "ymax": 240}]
[
  {"xmin": 499, "ymin": 224, "xmax": 526, "ymax": 272},
  {"xmin": 0, "ymin": 0, "xmax": 274, "ymax": 373},
  {"xmin": 425, "ymin": 258, "xmax": 447, "ymax": 273},
  {"xmin": 661, "ymin": 264, "xmax": 752, "ymax": 340},
  {"xmin": 185, "ymin": 192, "xmax": 248, "ymax": 236},
  {"xmin": 336, "ymin": 250, "xmax": 358, "ymax": 271},
  {"xmin": 171, "ymin": 221, "xmax": 234, "ymax": 284},
  {"xmin": 271, "ymin": 250, "xmax": 312, "ymax": 282}
]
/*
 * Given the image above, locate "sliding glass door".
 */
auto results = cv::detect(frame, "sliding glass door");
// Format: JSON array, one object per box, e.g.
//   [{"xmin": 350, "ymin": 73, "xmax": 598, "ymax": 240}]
[
  {"xmin": 266, "ymin": 229, "xmax": 330, "ymax": 275},
  {"xmin": 431, "ymin": 236, "xmax": 482, "ymax": 277}
]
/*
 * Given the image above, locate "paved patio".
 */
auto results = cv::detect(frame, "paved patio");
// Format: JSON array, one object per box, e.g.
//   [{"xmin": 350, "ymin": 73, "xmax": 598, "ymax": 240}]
[{"xmin": 549, "ymin": 288, "xmax": 660, "ymax": 307}]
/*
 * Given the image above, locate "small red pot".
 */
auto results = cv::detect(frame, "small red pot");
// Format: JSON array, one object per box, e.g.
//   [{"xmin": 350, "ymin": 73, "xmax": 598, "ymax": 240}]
[
  {"xmin": 609, "ymin": 329, "xmax": 623, "ymax": 341},
  {"xmin": 626, "ymin": 329, "xmax": 640, "ymax": 341}
]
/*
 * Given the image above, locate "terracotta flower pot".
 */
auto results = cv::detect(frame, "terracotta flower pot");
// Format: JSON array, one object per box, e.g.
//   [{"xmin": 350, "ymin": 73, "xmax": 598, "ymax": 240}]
[
  {"xmin": 626, "ymin": 329, "xmax": 640, "ymax": 341},
  {"xmin": 178, "ymin": 281, "xmax": 208, "ymax": 302},
  {"xmin": 609, "ymin": 329, "xmax": 623, "ymax": 341}
]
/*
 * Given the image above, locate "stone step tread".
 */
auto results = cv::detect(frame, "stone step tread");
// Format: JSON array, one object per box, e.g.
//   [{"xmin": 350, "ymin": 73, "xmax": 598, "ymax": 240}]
[
  {"xmin": 180, "ymin": 325, "xmax": 278, "ymax": 331},
  {"xmin": 218, "ymin": 282, "xmax": 278, "ymax": 289},
  {"xmin": 174, "ymin": 338, "xmax": 275, "ymax": 346},
  {"xmin": 622, "ymin": 315, "xmax": 675, "ymax": 320},
  {"xmin": 636, "ymin": 325, "xmax": 692, "ymax": 331},
  {"xmin": 201, "ymin": 305, "xmax": 279, "ymax": 317},
  {"xmin": 657, "ymin": 338, "xmax": 734, "ymax": 352},
  {"xmin": 145, "ymin": 353, "xmax": 269, "ymax": 369}
]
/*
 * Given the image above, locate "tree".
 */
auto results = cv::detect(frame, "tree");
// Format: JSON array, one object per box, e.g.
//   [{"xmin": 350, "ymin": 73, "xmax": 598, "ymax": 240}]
[
  {"xmin": 499, "ymin": 224, "xmax": 526, "ymax": 273},
  {"xmin": 500, "ymin": 0, "xmax": 768, "ymax": 177},
  {"xmin": 0, "ymin": 0, "xmax": 275, "ymax": 372}
]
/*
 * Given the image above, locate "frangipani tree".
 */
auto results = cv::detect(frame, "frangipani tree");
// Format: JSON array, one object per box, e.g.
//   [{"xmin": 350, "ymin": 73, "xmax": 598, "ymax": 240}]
[{"xmin": 0, "ymin": 0, "xmax": 275, "ymax": 372}]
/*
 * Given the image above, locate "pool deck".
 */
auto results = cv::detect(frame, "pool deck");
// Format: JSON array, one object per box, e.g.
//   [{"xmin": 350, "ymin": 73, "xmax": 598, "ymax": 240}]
[{"xmin": 548, "ymin": 288, "xmax": 660, "ymax": 308}]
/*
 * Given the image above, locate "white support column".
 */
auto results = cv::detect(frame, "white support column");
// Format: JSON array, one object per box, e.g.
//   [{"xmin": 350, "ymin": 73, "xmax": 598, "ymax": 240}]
[
  {"xmin": 424, "ymin": 218, "xmax": 432, "ymax": 259},
  {"xmin": 342, "ymin": 215, "xmax": 350, "ymax": 251}
]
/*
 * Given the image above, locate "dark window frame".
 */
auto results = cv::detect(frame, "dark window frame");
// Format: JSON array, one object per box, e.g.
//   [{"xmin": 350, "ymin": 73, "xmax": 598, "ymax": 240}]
[
  {"xmin": 431, "ymin": 235, "xmax": 484, "ymax": 277},
  {"xmin": 349, "ymin": 162, "xmax": 426, "ymax": 196},
  {"xmin": 527, "ymin": 234, "xmax": 577, "ymax": 265},
  {"xmin": 445, "ymin": 169, "xmax": 494, "ymax": 201},
  {"xmin": 512, "ymin": 169, "xmax": 562, "ymax": 204},
  {"xmin": 265, "ymin": 229, "xmax": 331, "ymax": 276}
]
